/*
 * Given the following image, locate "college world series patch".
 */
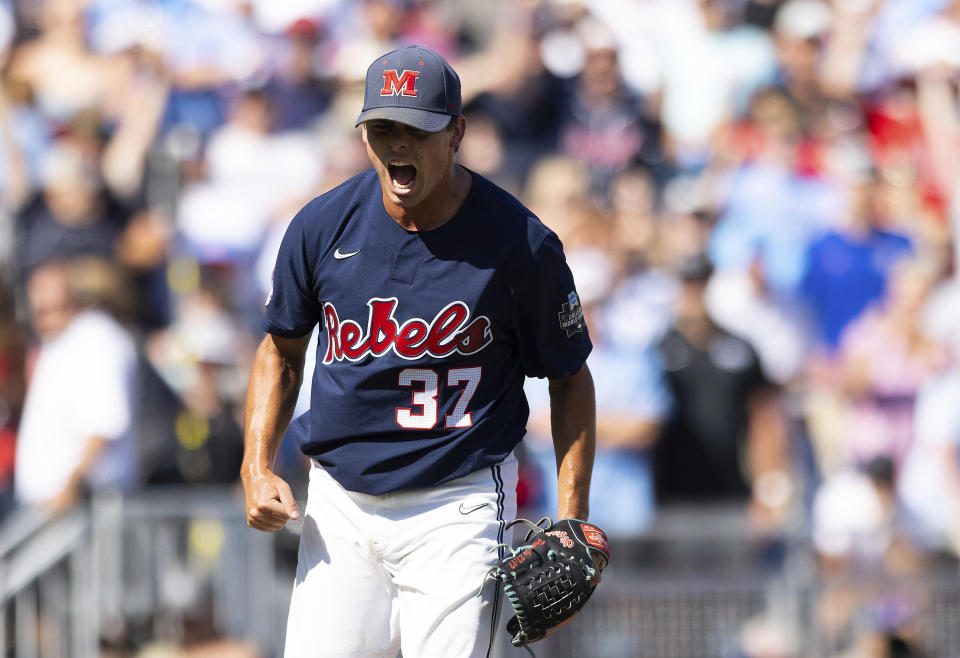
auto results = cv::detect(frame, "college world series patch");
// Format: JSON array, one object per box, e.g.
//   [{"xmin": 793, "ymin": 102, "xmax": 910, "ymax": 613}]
[{"xmin": 558, "ymin": 291, "xmax": 585, "ymax": 337}]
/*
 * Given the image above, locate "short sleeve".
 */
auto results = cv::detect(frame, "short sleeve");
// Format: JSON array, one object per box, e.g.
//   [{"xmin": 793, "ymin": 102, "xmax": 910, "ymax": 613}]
[
  {"xmin": 512, "ymin": 230, "xmax": 592, "ymax": 379},
  {"xmin": 262, "ymin": 207, "xmax": 322, "ymax": 338}
]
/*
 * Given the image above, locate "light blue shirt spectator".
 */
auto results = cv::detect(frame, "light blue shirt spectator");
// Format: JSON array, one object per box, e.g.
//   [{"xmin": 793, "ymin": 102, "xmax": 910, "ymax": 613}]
[
  {"xmin": 708, "ymin": 161, "xmax": 841, "ymax": 298},
  {"xmin": 524, "ymin": 343, "xmax": 669, "ymax": 536}
]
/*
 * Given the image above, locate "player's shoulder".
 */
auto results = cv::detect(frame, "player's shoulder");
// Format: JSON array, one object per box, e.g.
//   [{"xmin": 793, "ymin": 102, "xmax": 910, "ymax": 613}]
[{"xmin": 465, "ymin": 171, "xmax": 556, "ymax": 254}]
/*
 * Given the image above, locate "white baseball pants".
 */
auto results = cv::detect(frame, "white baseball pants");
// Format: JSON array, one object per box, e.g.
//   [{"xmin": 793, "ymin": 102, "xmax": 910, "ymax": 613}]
[{"xmin": 283, "ymin": 454, "xmax": 518, "ymax": 658}]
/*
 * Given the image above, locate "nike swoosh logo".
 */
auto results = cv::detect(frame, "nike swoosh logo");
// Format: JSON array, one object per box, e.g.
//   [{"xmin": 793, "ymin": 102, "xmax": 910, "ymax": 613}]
[
  {"xmin": 458, "ymin": 502, "xmax": 489, "ymax": 515},
  {"xmin": 334, "ymin": 248, "xmax": 360, "ymax": 259}
]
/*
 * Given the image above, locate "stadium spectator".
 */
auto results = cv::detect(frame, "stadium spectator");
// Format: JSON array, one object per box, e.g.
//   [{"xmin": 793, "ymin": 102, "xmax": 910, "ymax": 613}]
[
  {"xmin": 460, "ymin": 7, "xmax": 567, "ymax": 192},
  {"xmin": 655, "ymin": 0, "xmax": 776, "ymax": 168},
  {"xmin": 14, "ymin": 258, "xmax": 139, "ymax": 513},
  {"xmin": 556, "ymin": 17, "xmax": 664, "ymax": 201},
  {"xmin": 177, "ymin": 90, "xmax": 321, "ymax": 264},
  {"xmin": 829, "ymin": 256, "xmax": 946, "ymax": 472},
  {"xmin": 176, "ymin": 88, "xmax": 323, "ymax": 321},
  {"xmin": 154, "ymin": 0, "xmax": 265, "ymax": 139},
  {"xmin": 608, "ymin": 166, "xmax": 659, "ymax": 273},
  {"xmin": 602, "ymin": 192, "xmax": 707, "ymax": 354},
  {"xmin": 13, "ymin": 130, "xmax": 171, "ymax": 326},
  {"xmin": 143, "ymin": 289, "xmax": 250, "ymax": 486},
  {"xmin": 456, "ymin": 107, "xmax": 523, "ymax": 195},
  {"xmin": 800, "ymin": 167, "xmax": 914, "ymax": 354},
  {"xmin": 16, "ymin": 137, "xmax": 119, "ymax": 277},
  {"xmin": 708, "ymin": 86, "xmax": 838, "ymax": 304},
  {"xmin": 653, "ymin": 253, "xmax": 792, "ymax": 530},
  {"xmin": 769, "ymin": 0, "xmax": 832, "ymax": 134},
  {"xmin": 523, "ymin": 154, "xmax": 601, "ymax": 252},
  {"xmin": 261, "ymin": 19, "xmax": 335, "ymax": 133},
  {"xmin": 6, "ymin": 0, "xmax": 121, "ymax": 126},
  {"xmin": 898, "ymin": 365, "xmax": 960, "ymax": 558},
  {"xmin": 812, "ymin": 456, "xmax": 929, "ymax": 656}
]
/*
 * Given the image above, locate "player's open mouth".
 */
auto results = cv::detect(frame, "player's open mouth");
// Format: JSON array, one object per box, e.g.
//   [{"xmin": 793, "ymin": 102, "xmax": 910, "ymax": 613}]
[{"xmin": 388, "ymin": 161, "xmax": 417, "ymax": 191}]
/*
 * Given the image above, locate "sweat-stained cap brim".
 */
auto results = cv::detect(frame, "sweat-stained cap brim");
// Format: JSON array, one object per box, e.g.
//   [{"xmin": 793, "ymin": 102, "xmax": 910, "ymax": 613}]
[{"xmin": 355, "ymin": 106, "xmax": 453, "ymax": 133}]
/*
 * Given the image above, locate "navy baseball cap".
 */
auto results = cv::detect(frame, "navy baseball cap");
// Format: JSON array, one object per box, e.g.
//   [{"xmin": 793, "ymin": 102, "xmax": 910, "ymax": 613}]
[{"xmin": 355, "ymin": 45, "xmax": 461, "ymax": 133}]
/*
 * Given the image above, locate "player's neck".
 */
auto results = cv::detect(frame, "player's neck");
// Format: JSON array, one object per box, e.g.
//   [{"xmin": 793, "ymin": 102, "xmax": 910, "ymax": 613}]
[{"xmin": 384, "ymin": 164, "xmax": 472, "ymax": 232}]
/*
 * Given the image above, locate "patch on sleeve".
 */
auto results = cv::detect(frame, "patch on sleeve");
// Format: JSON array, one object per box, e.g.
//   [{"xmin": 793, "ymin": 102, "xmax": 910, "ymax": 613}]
[{"xmin": 557, "ymin": 291, "xmax": 585, "ymax": 337}]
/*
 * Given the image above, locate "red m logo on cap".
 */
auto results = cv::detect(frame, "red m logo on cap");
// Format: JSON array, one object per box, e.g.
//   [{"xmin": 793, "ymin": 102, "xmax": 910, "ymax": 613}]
[{"xmin": 380, "ymin": 70, "xmax": 419, "ymax": 97}]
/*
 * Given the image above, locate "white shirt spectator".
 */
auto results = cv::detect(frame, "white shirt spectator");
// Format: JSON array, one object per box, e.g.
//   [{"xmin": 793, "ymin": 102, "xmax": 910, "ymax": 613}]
[
  {"xmin": 812, "ymin": 468, "xmax": 890, "ymax": 563},
  {"xmin": 15, "ymin": 309, "xmax": 139, "ymax": 505},
  {"xmin": 178, "ymin": 126, "xmax": 323, "ymax": 261},
  {"xmin": 705, "ymin": 270, "xmax": 809, "ymax": 384},
  {"xmin": 898, "ymin": 370, "xmax": 960, "ymax": 552}
]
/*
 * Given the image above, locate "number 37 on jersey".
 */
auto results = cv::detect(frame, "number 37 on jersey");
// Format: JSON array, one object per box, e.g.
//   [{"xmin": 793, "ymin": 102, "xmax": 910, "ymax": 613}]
[{"xmin": 321, "ymin": 297, "xmax": 493, "ymax": 431}]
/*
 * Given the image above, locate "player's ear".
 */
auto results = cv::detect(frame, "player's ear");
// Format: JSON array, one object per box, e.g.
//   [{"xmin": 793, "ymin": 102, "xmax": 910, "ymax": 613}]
[
  {"xmin": 360, "ymin": 123, "xmax": 369, "ymax": 145},
  {"xmin": 450, "ymin": 115, "xmax": 466, "ymax": 152}
]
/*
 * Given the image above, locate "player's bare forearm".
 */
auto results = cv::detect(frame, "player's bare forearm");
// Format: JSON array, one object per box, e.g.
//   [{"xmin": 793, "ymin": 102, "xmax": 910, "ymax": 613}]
[
  {"xmin": 243, "ymin": 333, "xmax": 309, "ymax": 474},
  {"xmin": 241, "ymin": 332, "xmax": 310, "ymax": 531},
  {"xmin": 548, "ymin": 363, "xmax": 596, "ymax": 520}
]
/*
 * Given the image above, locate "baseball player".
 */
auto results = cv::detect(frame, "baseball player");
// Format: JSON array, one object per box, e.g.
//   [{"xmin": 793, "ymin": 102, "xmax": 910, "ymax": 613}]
[{"xmin": 241, "ymin": 45, "xmax": 596, "ymax": 658}]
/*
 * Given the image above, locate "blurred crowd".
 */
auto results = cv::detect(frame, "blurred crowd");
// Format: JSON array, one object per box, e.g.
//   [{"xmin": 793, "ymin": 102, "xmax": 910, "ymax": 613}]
[{"xmin": 2, "ymin": 0, "xmax": 960, "ymax": 654}]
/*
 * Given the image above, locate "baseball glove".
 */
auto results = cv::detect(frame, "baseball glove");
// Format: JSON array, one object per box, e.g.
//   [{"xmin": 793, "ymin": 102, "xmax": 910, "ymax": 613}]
[{"xmin": 480, "ymin": 517, "xmax": 610, "ymax": 650}]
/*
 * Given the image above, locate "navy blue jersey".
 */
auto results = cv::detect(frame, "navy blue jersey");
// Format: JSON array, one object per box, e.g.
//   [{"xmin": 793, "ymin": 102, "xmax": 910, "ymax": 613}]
[{"xmin": 263, "ymin": 168, "xmax": 591, "ymax": 495}]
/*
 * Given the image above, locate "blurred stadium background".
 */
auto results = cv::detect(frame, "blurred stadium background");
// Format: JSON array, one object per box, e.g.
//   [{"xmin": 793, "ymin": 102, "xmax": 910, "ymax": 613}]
[{"xmin": 3, "ymin": 0, "xmax": 960, "ymax": 656}]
